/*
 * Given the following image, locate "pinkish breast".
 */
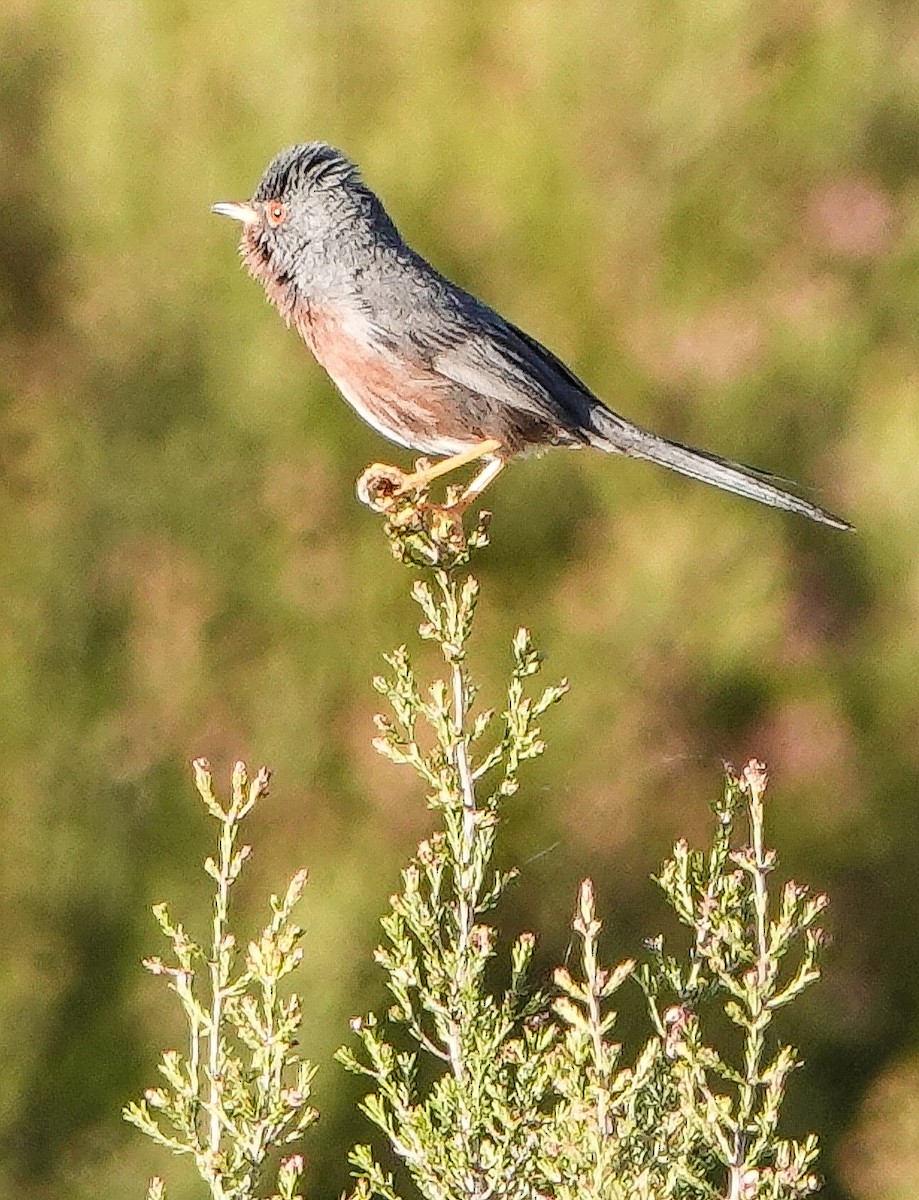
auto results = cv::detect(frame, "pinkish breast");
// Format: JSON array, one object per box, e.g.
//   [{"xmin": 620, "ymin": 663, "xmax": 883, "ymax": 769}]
[
  {"xmin": 241, "ymin": 229, "xmax": 492, "ymax": 456},
  {"xmin": 293, "ymin": 302, "xmax": 486, "ymax": 457}
]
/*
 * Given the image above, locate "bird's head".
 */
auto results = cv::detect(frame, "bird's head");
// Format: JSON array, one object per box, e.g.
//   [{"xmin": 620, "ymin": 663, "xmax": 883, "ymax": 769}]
[{"xmin": 213, "ymin": 142, "xmax": 391, "ymax": 298}]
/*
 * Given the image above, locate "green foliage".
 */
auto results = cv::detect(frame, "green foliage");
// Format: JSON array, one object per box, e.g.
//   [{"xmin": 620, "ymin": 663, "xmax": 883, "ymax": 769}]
[
  {"xmin": 337, "ymin": 503, "xmax": 569, "ymax": 1199},
  {"xmin": 124, "ymin": 501, "xmax": 825, "ymax": 1195},
  {"xmin": 334, "ymin": 507, "xmax": 824, "ymax": 1200},
  {"xmin": 124, "ymin": 761, "xmax": 317, "ymax": 1200},
  {"xmin": 126, "ymin": 502, "xmax": 827, "ymax": 1199}
]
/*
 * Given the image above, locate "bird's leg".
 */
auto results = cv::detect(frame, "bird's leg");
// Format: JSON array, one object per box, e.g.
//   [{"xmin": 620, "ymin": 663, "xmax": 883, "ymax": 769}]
[
  {"xmin": 356, "ymin": 439, "xmax": 504, "ymax": 515},
  {"xmin": 441, "ymin": 455, "xmax": 505, "ymax": 511},
  {"xmin": 421, "ymin": 455, "xmax": 505, "ymax": 544},
  {"xmin": 396, "ymin": 438, "xmax": 502, "ymax": 494}
]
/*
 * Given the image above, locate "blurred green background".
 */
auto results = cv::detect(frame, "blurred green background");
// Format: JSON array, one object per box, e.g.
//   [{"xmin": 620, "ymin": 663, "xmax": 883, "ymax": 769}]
[{"xmin": 2, "ymin": 1, "xmax": 918, "ymax": 1196}]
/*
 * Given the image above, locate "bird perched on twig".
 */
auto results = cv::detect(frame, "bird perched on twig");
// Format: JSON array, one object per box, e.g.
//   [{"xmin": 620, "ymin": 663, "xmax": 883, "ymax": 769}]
[{"xmin": 213, "ymin": 142, "xmax": 851, "ymax": 531}]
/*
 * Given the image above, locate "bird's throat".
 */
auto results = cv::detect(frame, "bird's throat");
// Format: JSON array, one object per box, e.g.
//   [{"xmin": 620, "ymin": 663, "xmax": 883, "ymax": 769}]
[{"xmin": 239, "ymin": 230, "xmax": 299, "ymax": 328}]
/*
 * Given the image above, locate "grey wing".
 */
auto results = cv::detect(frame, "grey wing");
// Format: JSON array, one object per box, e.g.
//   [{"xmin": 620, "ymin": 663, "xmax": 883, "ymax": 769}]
[
  {"xmin": 401, "ymin": 293, "xmax": 609, "ymax": 446},
  {"xmin": 380, "ymin": 286, "xmax": 852, "ymax": 529}
]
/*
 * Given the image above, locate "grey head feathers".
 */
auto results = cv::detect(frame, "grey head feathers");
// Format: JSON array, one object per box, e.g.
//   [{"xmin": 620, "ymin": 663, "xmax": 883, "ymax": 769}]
[
  {"xmin": 254, "ymin": 142, "xmax": 399, "ymax": 263},
  {"xmin": 236, "ymin": 142, "xmax": 403, "ymax": 305},
  {"xmin": 254, "ymin": 142, "xmax": 367, "ymax": 204}
]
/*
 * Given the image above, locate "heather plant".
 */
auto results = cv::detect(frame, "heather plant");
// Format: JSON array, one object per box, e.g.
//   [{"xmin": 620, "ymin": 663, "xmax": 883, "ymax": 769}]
[
  {"xmin": 127, "ymin": 496, "xmax": 826, "ymax": 1199},
  {"xmin": 123, "ymin": 760, "xmax": 318, "ymax": 1200}
]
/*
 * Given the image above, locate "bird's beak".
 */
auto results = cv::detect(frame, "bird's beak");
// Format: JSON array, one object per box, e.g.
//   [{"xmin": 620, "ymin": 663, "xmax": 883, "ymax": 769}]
[{"xmin": 211, "ymin": 201, "xmax": 260, "ymax": 225}]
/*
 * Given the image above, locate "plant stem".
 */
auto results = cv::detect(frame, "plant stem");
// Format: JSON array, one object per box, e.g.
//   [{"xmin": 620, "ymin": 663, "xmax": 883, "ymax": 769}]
[
  {"xmin": 452, "ymin": 657, "xmax": 477, "ymax": 960},
  {"xmin": 730, "ymin": 763, "xmax": 772, "ymax": 1193},
  {"xmin": 748, "ymin": 776, "xmax": 770, "ymax": 991},
  {"xmin": 207, "ymin": 810, "xmax": 233, "ymax": 1196},
  {"xmin": 448, "ymin": 585, "xmax": 488, "ymax": 1198}
]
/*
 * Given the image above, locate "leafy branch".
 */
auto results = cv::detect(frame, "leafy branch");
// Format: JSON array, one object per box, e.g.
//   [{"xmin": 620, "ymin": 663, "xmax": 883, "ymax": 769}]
[
  {"xmin": 124, "ymin": 761, "xmax": 317, "ymax": 1200},
  {"xmin": 126, "ymin": 498, "xmax": 827, "ymax": 1200}
]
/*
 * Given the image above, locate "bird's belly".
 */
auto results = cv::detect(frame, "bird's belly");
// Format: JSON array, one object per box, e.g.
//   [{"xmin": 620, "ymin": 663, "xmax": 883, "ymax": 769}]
[
  {"xmin": 331, "ymin": 375, "xmax": 473, "ymax": 456},
  {"xmin": 298, "ymin": 305, "xmax": 484, "ymax": 457}
]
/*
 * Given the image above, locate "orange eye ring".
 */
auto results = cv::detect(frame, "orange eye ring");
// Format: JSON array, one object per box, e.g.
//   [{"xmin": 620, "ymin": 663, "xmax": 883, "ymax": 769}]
[{"xmin": 265, "ymin": 201, "xmax": 288, "ymax": 227}]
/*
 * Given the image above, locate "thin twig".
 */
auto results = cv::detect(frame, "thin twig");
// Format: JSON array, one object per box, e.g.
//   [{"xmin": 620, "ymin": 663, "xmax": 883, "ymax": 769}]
[{"xmin": 207, "ymin": 814, "xmax": 232, "ymax": 1196}]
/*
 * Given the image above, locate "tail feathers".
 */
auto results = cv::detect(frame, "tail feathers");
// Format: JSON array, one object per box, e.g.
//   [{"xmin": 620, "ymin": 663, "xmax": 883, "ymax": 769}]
[{"xmin": 590, "ymin": 416, "xmax": 852, "ymax": 531}]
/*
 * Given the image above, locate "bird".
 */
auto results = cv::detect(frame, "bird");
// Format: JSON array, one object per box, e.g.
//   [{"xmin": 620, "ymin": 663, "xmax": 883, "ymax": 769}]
[{"xmin": 213, "ymin": 142, "xmax": 851, "ymax": 530}]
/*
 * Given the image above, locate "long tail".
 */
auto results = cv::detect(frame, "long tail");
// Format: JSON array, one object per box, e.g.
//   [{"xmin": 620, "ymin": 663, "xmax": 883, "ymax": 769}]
[{"xmin": 588, "ymin": 411, "xmax": 852, "ymax": 531}]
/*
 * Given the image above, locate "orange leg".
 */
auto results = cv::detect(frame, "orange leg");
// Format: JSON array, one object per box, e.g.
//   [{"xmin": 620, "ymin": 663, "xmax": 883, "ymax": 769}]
[
  {"xmin": 446, "ymin": 454, "xmax": 506, "ymax": 510},
  {"xmin": 396, "ymin": 438, "xmax": 503, "ymax": 494}
]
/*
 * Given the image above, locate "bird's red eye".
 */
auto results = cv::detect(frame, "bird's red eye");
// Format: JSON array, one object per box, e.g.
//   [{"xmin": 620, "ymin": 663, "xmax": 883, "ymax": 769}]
[{"xmin": 265, "ymin": 201, "xmax": 288, "ymax": 227}]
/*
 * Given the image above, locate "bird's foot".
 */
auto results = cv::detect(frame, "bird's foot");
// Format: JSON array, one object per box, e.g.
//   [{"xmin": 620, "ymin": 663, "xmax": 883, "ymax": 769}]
[
  {"xmin": 356, "ymin": 462, "xmax": 491, "ymax": 569},
  {"xmin": 356, "ymin": 460, "xmax": 472, "ymax": 521},
  {"xmin": 357, "ymin": 458, "xmax": 453, "ymax": 511},
  {"xmin": 356, "ymin": 462, "xmax": 414, "ymax": 512},
  {"xmin": 356, "ymin": 445, "xmax": 505, "ymax": 519}
]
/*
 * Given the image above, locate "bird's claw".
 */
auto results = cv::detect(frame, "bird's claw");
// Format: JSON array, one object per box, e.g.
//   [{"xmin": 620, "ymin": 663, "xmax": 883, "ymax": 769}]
[
  {"xmin": 356, "ymin": 462, "xmax": 469, "ymax": 549},
  {"xmin": 356, "ymin": 458, "xmax": 446, "ymax": 512},
  {"xmin": 355, "ymin": 461, "xmax": 493, "ymax": 568},
  {"xmin": 356, "ymin": 463, "xmax": 411, "ymax": 512}
]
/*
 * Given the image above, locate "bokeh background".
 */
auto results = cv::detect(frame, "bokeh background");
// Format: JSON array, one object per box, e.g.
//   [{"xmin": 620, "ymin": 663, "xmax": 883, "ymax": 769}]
[{"xmin": 2, "ymin": 1, "xmax": 918, "ymax": 1196}]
